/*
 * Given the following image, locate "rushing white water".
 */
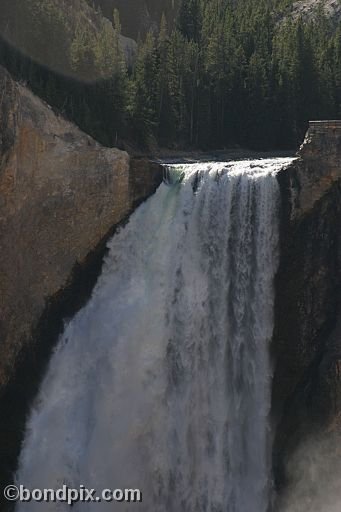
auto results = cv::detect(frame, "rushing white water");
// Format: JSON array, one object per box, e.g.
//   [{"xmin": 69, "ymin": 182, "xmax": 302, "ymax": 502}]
[{"xmin": 16, "ymin": 158, "xmax": 292, "ymax": 512}]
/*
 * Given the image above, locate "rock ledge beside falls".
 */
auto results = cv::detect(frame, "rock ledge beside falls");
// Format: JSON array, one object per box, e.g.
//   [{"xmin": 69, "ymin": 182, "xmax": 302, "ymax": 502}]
[
  {"xmin": 0, "ymin": 65, "xmax": 162, "ymax": 392},
  {"xmin": 273, "ymin": 120, "xmax": 341, "ymax": 490}
]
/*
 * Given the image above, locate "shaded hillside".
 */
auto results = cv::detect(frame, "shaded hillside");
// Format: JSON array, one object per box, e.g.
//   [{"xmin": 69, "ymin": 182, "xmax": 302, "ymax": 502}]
[
  {"xmin": 92, "ymin": 0, "xmax": 341, "ymax": 39},
  {"xmin": 90, "ymin": 0, "xmax": 180, "ymax": 38},
  {"xmin": 0, "ymin": 0, "xmax": 127, "ymax": 82},
  {"xmin": 0, "ymin": 0, "xmax": 129, "ymax": 146}
]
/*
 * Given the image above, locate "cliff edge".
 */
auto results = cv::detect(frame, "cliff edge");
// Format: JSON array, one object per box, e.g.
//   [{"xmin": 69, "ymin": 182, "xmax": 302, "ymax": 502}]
[
  {"xmin": 0, "ymin": 65, "xmax": 128, "ymax": 390},
  {"xmin": 273, "ymin": 121, "xmax": 341, "ymax": 494}
]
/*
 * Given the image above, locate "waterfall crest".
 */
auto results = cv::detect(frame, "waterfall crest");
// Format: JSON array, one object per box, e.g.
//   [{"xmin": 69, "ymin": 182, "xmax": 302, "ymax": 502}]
[{"xmin": 16, "ymin": 158, "xmax": 292, "ymax": 511}]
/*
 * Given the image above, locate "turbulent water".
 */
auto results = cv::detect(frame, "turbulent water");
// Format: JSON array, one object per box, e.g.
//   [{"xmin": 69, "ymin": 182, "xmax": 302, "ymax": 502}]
[{"xmin": 16, "ymin": 158, "xmax": 292, "ymax": 511}]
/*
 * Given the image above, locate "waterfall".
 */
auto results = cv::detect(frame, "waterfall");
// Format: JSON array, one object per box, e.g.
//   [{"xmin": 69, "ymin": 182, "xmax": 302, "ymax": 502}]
[{"xmin": 15, "ymin": 158, "xmax": 292, "ymax": 511}]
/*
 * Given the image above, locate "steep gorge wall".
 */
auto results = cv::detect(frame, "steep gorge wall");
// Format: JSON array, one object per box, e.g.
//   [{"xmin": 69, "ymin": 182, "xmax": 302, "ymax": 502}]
[
  {"xmin": 273, "ymin": 121, "xmax": 341, "ymax": 492},
  {"xmin": 0, "ymin": 65, "xmax": 162, "ymax": 495}
]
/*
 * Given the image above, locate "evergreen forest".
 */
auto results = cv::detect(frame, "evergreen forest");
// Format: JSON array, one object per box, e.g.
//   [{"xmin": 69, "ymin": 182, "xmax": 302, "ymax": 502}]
[{"xmin": 1, "ymin": 0, "xmax": 340, "ymax": 150}]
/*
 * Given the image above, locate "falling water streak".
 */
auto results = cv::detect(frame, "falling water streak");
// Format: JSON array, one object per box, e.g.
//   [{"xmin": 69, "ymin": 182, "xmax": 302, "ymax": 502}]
[{"xmin": 16, "ymin": 158, "xmax": 293, "ymax": 511}]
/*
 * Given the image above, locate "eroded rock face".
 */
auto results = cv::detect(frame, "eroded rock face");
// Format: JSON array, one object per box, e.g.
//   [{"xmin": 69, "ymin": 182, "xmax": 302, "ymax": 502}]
[
  {"xmin": 273, "ymin": 121, "xmax": 341, "ymax": 491},
  {"xmin": 0, "ymin": 64, "xmax": 162, "ymax": 394}
]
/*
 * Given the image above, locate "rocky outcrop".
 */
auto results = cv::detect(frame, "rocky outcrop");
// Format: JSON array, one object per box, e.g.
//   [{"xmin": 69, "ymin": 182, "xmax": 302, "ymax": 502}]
[
  {"xmin": 272, "ymin": 121, "xmax": 341, "ymax": 492},
  {"xmin": 0, "ymin": 66, "xmax": 115, "ymax": 389},
  {"xmin": 0, "ymin": 65, "xmax": 162, "ymax": 493},
  {"xmin": 292, "ymin": 0, "xmax": 341, "ymax": 23}
]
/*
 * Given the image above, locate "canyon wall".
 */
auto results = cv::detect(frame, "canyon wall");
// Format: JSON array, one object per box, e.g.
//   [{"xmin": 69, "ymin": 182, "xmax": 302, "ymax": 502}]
[
  {"xmin": 273, "ymin": 121, "xmax": 341, "ymax": 491},
  {"xmin": 0, "ymin": 65, "xmax": 162, "ymax": 495}
]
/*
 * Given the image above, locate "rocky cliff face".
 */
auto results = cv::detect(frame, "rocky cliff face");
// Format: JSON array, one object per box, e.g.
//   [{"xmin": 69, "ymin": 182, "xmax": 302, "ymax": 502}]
[
  {"xmin": 0, "ymin": 65, "xmax": 162, "ymax": 493},
  {"xmin": 292, "ymin": 0, "xmax": 341, "ymax": 23},
  {"xmin": 273, "ymin": 121, "xmax": 341, "ymax": 493},
  {"xmin": 0, "ymin": 65, "xmax": 126, "ymax": 390}
]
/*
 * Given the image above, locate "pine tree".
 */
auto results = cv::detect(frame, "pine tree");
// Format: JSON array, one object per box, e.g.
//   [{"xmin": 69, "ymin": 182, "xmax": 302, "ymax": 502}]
[
  {"xmin": 333, "ymin": 26, "xmax": 341, "ymax": 116},
  {"xmin": 131, "ymin": 31, "xmax": 160, "ymax": 146},
  {"xmin": 70, "ymin": 19, "xmax": 97, "ymax": 80},
  {"xmin": 177, "ymin": 0, "xmax": 202, "ymax": 42}
]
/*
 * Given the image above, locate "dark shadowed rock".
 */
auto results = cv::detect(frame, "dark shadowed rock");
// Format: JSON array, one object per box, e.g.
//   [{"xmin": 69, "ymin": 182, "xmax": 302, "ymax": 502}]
[{"xmin": 272, "ymin": 121, "xmax": 341, "ymax": 491}]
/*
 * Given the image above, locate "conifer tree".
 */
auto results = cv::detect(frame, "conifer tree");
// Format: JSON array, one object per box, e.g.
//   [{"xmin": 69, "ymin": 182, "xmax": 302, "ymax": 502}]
[{"xmin": 131, "ymin": 30, "xmax": 159, "ymax": 146}]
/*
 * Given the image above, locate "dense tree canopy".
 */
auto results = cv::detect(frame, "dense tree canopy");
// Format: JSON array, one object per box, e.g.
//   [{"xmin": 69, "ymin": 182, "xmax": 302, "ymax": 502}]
[
  {"xmin": 0, "ymin": 0, "xmax": 340, "ymax": 150},
  {"xmin": 130, "ymin": 0, "xmax": 341, "ymax": 149}
]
